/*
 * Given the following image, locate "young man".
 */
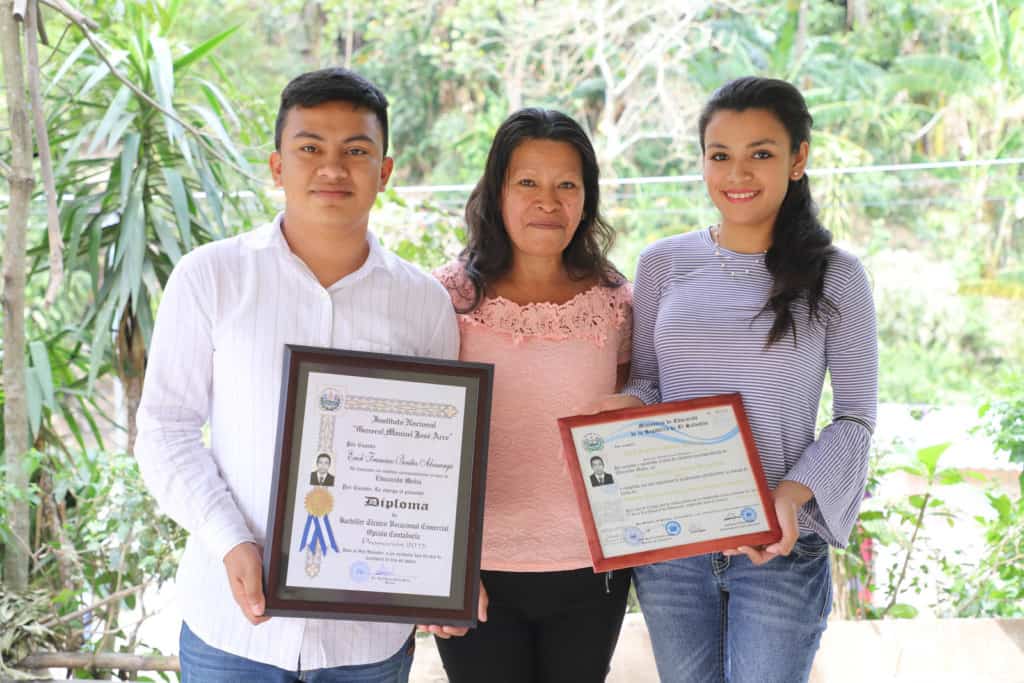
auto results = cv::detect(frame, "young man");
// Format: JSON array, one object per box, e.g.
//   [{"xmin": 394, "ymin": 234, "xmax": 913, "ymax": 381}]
[{"xmin": 136, "ymin": 68, "xmax": 477, "ymax": 682}]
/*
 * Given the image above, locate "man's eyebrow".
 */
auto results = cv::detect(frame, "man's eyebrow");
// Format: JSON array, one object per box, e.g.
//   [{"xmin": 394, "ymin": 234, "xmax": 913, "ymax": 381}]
[
  {"xmin": 341, "ymin": 134, "xmax": 377, "ymax": 145},
  {"xmin": 292, "ymin": 131, "xmax": 377, "ymax": 146}
]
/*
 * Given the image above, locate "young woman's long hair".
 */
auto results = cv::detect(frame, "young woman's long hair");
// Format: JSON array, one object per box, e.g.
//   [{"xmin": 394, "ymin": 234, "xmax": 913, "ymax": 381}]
[
  {"xmin": 459, "ymin": 108, "xmax": 621, "ymax": 313},
  {"xmin": 698, "ymin": 77, "xmax": 836, "ymax": 346}
]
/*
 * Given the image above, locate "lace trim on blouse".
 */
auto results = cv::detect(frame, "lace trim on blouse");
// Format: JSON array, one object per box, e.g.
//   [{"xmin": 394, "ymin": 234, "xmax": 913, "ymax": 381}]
[{"xmin": 434, "ymin": 262, "xmax": 631, "ymax": 346}]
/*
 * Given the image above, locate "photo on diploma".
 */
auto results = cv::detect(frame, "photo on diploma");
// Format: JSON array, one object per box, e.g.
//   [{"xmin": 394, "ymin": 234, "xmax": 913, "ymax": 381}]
[
  {"xmin": 558, "ymin": 393, "xmax": 782, "ymax": 572},
  {"xmin": 262, "ymin": 345, "xmax": 493, "ymax": 626}
]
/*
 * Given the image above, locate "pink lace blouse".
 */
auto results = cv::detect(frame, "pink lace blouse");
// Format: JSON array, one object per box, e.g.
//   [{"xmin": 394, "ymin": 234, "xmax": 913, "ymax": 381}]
[{"xmin": 434, "ymin": 262, "xmax": 633, "ymax": 571}]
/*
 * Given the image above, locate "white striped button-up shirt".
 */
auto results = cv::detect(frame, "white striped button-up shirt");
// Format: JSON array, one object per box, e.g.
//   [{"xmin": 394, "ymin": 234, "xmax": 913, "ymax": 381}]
[{"xmin": 135, "ymin": 213, "xmax": 459, "ymax": 670}]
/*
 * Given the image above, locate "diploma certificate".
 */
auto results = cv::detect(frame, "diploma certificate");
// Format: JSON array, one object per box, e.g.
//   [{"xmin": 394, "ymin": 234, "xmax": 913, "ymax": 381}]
[
  {"xmin": 558, "ymin": 394, "xmax": 781, "ymax": 571},
  {"xmin": 263, "ymin": 346, "xmax": 492, "ymax": 625}
]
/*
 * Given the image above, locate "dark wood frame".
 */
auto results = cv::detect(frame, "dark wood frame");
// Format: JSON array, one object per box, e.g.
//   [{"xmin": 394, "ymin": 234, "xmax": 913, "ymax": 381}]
[
  {"xmin": 558, "ymin": 393, "xmax": 781, "ymax": 571},
  {"xmin": 263, "ymin": 345, "xmax": 492, "ymax": 626}
]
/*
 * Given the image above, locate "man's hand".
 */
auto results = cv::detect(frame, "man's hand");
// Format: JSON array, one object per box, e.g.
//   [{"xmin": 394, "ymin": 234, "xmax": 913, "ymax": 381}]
[
  {"xmin": 417, "ymin": 580, "xmax": 488, "ymax": 639},
  {"xmin": 723, "ymin": 481, "xmax": 813, "ymax": 566},
  {"xmin": 224, "ymin": 542, "xmax": 271, "ymax": 625},
  {"xmin": 575, "ymin": 393, "xmax": 644, "ymax": 416}
]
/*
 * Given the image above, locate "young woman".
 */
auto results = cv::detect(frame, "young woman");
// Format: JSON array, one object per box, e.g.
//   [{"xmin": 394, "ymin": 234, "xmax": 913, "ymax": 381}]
[
  {"xmin": 433, "ymin": 108, "xmax": 633, "ymax": 683},
  {"xmin": 600, "ymin": 77, "xmax": 878, "ymax": 682}
]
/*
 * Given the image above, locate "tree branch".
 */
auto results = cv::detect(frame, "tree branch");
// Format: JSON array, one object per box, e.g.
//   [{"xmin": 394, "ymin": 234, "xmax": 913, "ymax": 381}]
[
  {"xmin": 25, "ymin": 0, "xmax": 63, "ymax": 305},
  {"xmin": 38, "ymin": 0, "xmax": 95, "ymax": 29},
  {"xmin": 18, "ymin": 651, "xmax": 178, "ymax": 672},
  {"xmin": 39, "ymin": 0, "xmax": 259, "ymax": 181},
  {"xmin": 40, "ymin": 580, "xmax": 152, "ymax": 627},
  {"xmin": 34, "ymin": 0, "xmax": 47, "ymax": 44},
  {"xmin": 880, "ymin": 490, "xmax": 930, "ymax": 618}
]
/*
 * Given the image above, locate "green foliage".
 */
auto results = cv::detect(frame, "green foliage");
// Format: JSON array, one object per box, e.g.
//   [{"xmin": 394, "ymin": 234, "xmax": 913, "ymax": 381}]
[
  {"xmin": 0, "ymin": 457, "xmax": 42, "ymax": 553},
  {"xmin": 3, "ymin": 0, "xmax": 244, "ymax": 671},
  {"xmin": 835, "ymin": 396, "xmax": 1024, "ymax": 621},
  {"xmin": 374, "ymin": 190, "xmax": 466, "ymax": 270},
  {"xmin": 28, "ymin": 0, "xmax": 265, "ymax": 385},
  {"xmin": 935, "ymin": 493, "xmax": 1024, "ymax": 618},
  {"xmin": 53, "ymin": 448, "xmax": 185, "ymax": 601},
  {"xmin": 0, "ymin": 447, "xmax": 184, "ymax": 672},
  {"xmin": 834, "ymin": 439, "xmax": 960, "ymax": 619},
  {"xmin": 978, "ymin": 394, "xmax": 1024, "ymax": 492}
]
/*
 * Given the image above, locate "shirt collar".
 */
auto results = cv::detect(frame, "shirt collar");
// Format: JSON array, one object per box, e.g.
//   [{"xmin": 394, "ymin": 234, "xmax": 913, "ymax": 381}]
[{"xmin": 245, "ymin": 212, "xmax": 396, "ymax": 280}]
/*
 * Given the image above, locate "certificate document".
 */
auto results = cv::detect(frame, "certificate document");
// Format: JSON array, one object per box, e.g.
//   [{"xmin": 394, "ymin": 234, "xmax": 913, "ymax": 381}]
[
  {"xmin": 264, "ymin": 346, "xmax": 492, "ymax": 626},
  {"xmin": 282, "ymin": 371, "xmax": 466, "ymax": 597},
  {"xmin": 558, "ymin": 393, "xmax": 780, "ymax": 571}
]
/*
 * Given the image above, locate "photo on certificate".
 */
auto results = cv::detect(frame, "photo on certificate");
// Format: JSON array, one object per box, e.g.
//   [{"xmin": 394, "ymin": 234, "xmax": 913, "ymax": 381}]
[
  {"xmin": 263, "ymin": 345, "xmax": 493, "ymax": 626},
  {"xmin": 558, "ymin": 393, "xmax": 781, "ymax": 572}
]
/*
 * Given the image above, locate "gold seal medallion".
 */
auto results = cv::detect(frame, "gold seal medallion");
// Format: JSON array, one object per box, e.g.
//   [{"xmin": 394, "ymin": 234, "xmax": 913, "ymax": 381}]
[{"xmin": 304, "ymin": 488, "xmax": 334, "ymax": 517}]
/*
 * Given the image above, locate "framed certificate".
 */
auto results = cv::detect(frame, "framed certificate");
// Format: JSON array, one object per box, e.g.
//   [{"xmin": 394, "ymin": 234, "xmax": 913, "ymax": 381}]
[
  {"xmin": 558, "ymin": 393, "xmax": 781, "ymax": 571},
  {"xmin": 263, "ymin": 345, "xmax": 492, "ymax": 626}
]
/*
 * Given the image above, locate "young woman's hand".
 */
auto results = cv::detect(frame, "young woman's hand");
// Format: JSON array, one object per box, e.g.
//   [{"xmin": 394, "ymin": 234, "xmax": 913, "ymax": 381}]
[
  {"xmin": 723, "ymin": 481, "xmax": 813, "ymax": 565},
  {"xmin": 416, "ymin": 580, "xmax": 488, "ymax": 638}
]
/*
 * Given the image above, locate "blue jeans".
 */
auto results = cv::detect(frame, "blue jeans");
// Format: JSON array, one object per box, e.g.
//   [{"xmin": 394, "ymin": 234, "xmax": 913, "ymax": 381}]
[
  {"xmin": 179, "ymin": 622, "xmax": 414, "ymax": 682},
  {"xmin": 634, "ymin": 533, "xmax": 832, "ymax": 683}
]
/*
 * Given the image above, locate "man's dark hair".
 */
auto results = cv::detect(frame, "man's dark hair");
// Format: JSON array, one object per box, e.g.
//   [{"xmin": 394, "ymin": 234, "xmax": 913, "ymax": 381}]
[
  {"xmin": 316, "ymin": 453, "xmax": 332, "ymax": 465},
  {"xmin": 275, "ymin": 68, "xmax": 389, "ymax": 155},
  {"xmin": 590, "ymin": 456, "xmax": 605, "ymax": 466}
]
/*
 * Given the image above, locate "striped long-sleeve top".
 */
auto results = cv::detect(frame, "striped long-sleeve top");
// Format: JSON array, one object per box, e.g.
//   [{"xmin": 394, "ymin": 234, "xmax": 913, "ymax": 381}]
[{"xmin": 623, "ymin": 228, "xmax": 877, "ymax": 547}]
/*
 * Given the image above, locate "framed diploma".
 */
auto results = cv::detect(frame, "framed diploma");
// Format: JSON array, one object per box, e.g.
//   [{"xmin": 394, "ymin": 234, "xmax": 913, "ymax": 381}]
[
  {"xmin": 263, "ymin": 345, "xmax": 492, "ymax": 626},
  {"xmin": 558, "ymin": 393, "xmax": 781, "ymax": 572}
]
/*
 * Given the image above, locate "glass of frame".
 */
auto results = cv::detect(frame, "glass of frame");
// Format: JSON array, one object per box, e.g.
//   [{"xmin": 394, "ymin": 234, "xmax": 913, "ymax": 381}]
[
  {"xmin": 558, "ymin": 393, "xmax": 781, "ymax": 571},
  {"xmin": 263, "ymin": 345, "xmax": 492, "ymax": 626}
]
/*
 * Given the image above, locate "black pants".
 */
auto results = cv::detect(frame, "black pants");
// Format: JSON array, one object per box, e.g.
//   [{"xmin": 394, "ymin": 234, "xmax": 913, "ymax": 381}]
[{"xmin": 436, "ymin": 567, "xmax": 631, "ymax": 683}]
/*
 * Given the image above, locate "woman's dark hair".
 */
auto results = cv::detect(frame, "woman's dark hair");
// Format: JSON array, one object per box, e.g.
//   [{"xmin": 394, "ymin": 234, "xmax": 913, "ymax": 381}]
[
  {"xmin": 459, "ymin": 108, "xmax": 621, "ymax": 312},
  {"xmin": 275, "ymin": 68, "xmax": 389, "ymax": 155},
  {"xmin": 698, "ymin": 76, "xmax": 835, "ymax": 346}
]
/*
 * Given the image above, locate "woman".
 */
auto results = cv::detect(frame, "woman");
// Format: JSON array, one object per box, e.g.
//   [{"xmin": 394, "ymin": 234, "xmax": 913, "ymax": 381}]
[
  {"xmin": 600, "ymin": 77, "xmax": 878, "ymax": 682},
  {"xmin": 433, "ymin": 108, "xmax": 633, "ymax": 683}
]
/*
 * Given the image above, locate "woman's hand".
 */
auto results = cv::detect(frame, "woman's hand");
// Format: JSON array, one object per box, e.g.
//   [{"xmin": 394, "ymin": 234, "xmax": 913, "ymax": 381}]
[
  {"xmin": 416, "ymin": 580, "xmax": 488, "ymax": 638},
  {"xmin": 723, "ymin": 481, "xmax": 813, "ymax": 565}
]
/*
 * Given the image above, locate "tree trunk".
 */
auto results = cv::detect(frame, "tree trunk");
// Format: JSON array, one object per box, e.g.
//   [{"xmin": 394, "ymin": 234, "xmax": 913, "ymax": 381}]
[
  {"xmin": 794, "ymin": 0, "xmax": 809, "ymax": 63},
  {"xmin": 1, "ymin": 0, "xmax": 35, "ymax": 592},
  {"xmin": 847, "ymin": 0, "xmax": 869, "ymax": 31},
  {"xmin": 301, "ymin": 0, "xmax": 324, "ymax": 68},
  {"xmin": 342, "ymin": 2, "xmax": 353, "ymax": 68},
  {"xmin": 984, "ymin": 195, "xmax": 1014, "ymax": 279},
  {"xmin": 39, "ymin": 464, "xmax": 84, "ymax": 594}
]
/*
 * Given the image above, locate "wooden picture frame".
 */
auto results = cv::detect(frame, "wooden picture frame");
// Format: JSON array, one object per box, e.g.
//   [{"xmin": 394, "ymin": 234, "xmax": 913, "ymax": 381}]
[
  {"xmin": 558, "ymin": 393, "xmax": 781, "ymax": 572},
  {"xmin": 263, "ymin": 345, "xmax": 492, "ymax": 626}
]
